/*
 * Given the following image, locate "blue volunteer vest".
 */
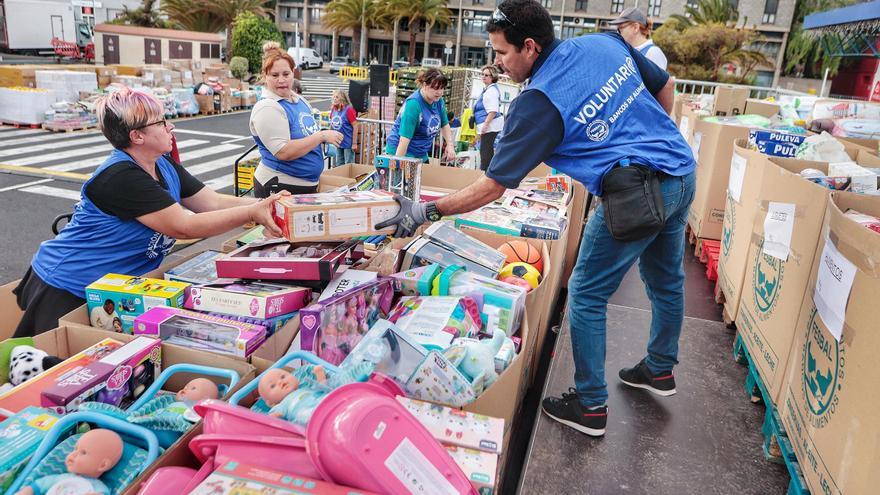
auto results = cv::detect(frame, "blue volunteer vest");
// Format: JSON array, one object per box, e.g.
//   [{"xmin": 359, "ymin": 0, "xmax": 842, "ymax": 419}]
[
  {"xmin": 253, "ymin": 97, "xmax": 324, "ymax": 182},
  {"xmin": 527, "ymin": 35, "xmax": 695, "ymax": 195},
  {"xmin": 330, "ymin": 105, "xmax": 354, "ymax": 149},
  {"xmin": 386, "ymin": 90, "xmax": 442, "ymax": 158},
  {"xmin": 474, "ymin": 84, "xmax": 502, "ymax": 125},
  {"xmin": 31, "ymin": 149, "xmax": 182, "ymax": 298}
]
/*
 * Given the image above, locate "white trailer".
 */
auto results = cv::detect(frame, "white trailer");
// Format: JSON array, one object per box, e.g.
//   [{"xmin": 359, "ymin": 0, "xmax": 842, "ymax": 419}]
[{"xmin": 1, "ymin": 0, "xmax": 77, "ymax": 52}]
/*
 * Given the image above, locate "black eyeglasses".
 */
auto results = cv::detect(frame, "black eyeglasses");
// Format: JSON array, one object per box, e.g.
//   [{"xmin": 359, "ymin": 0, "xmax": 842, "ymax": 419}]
[
  {"xmin": 492, "ymin": 7, "xmax": 530, "ymax": 41},
  {"xmin": 133, "ymin": 119, "xmax": 168, "ymax": 131}
]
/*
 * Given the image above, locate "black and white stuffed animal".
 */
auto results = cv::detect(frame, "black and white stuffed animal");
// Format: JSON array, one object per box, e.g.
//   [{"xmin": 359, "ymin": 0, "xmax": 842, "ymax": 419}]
[{"xmin": 4, "ymin": 345, "xmax": 63, "ymax": 391}]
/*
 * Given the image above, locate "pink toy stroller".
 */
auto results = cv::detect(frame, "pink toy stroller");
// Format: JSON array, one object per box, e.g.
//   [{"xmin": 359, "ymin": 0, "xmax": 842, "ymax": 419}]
[{"xmin": 137, "ymin": 351, "xmax": 477, "ymax": 495}]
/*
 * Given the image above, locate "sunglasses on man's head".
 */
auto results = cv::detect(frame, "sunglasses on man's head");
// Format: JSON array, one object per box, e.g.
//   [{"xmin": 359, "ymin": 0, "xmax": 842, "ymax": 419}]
[
  {"xmin": 133, "ymin": 119, "xmax": 168, "ymax": 131},
  {"xmin": 492, "ymin": 7, "xmax": 529, "ymax": 39}
]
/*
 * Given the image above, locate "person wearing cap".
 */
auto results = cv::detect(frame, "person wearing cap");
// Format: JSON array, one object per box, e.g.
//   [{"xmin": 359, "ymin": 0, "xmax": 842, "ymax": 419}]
[
  {"xmin": 609, "ymin": 7, "xmax": 667, "ymax": 70},
  {"xmin": 376, "ymin": 0, "xmax": 695, "ymax": 437}
]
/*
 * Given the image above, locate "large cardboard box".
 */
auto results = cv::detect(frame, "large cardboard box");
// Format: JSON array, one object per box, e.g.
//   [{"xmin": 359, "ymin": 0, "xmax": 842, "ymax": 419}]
[
  {"xmin": 0, "ymin": 281, "xmax": 24, "ymax": 342},
  {"xmin": 778, "ymin": 191, "xmax": 880, "ymax": 495},
  {"xmin": 744, "ymin": 98, "xmax": 781, "ymax": 118},
  {"xmin": 717, "ymin": 142, "xmax": 770, "ymax": 322},
  {"xmin": 735, "ymin": 156, "xmax": 831, "ymax": 406},
  {"xmin": 688, "ymin": 118, "xmax": 755, "ymax": 240},
  {"xmin": 712, "ymin": 85, "xmax": 749, "ymax": 116}
]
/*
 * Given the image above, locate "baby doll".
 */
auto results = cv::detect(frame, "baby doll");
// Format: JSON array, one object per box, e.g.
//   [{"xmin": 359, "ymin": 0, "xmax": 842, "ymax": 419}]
[
  {"xmin": 80, "ymin": 378, "xmax": 219, "ymax": 431},
  {"xmin": 258, "ymin": 362, "xmax": 374, "ymax": 426},
  {"xmin": 16, "ymin": 428, "xmax": 123, "ymax": 495}
]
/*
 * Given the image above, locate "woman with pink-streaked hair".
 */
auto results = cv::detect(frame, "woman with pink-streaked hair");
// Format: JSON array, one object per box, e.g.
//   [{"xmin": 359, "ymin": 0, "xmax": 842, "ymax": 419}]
[{"xmin": 12, "ymin": 87, "xmax": 288, "ymax": 337}]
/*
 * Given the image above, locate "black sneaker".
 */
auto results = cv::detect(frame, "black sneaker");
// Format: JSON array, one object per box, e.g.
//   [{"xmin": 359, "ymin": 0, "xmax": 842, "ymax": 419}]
[
  {"xmin": 618, "ymin": 359, "xmax": 677, "ymax": 396},
  {"xmin": 541, "ymin": 388, "xmax": 607, "ymax": 436}
]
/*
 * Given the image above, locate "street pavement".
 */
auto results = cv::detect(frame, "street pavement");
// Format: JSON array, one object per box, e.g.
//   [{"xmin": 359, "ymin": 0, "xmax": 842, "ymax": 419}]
[{"xmin": 0, "ymin": 69, "xmax": 349, "ymax": 284}]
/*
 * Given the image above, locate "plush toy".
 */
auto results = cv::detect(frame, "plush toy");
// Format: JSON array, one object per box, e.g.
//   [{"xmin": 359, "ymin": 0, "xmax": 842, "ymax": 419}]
[
  {"xmin": 15, "ymin": 428, "xmax": 123, "ymax": 495},
  {"xmin": 80, "ymin": 378, "xmax": 219, "ymax": 432},
  {"xmin": 258, "ymin": 361, "xmax": 374, "ymax": 426},
  {"xmin": 1, "ymin": 345, "xmax": 63, "ymax": 394},
  {"xmin": 454, "ymin": 330, "xmax": 507, "ymax": 390}
]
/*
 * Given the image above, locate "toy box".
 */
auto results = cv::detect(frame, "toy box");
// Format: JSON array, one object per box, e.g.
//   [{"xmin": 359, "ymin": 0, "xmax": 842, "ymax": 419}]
[
  {"xmin": 318, "ymin": 268, "xmax": 378, "ymax": 301},
  {"xmin": 0, "ymin": 407, "xmax": 61, "ymax": 491},
  {"xmin": 204, "ymin": 311, "xmax": 296, "ymax": 337},
  {"xmin": 299, "ymin": 278, "xmax": 394, "ymax": 365},
  {"xmin": 189, "ymin": 461, "xmax": 377, "ymax": 495},
  {"xmin": 215, "ymin": 239, "xmax": 362, "ymax": 282},
  {"xmin": 396, "ymin": 397, "xmax": 504, "ymax": 454},
  {"xmin": 748, "ymin": 129, "xmax": 807, "ymax": 158},
  {"xmin": 85, "ymin": 274, "xmax": 189, "ymax": 333},
  {"xmin": 133, "ymin": 306, "xmax": 266, "ymax": 358},
  {"xmin": 0, "ymin": 338, "xmax": 124, "ymax": 419},
  {"xmin": 271, "ymin": 190, "xmax": 400, "ymax": 242},
  {"xmin": 423, "ymin": 221, "xmax": 507, "ymax": 273},
  {"xmin": 163, "ymin": 250, "xmax": 230, "ymax": 285},
  {"xmin": 454, "ymin": 205, "xmax": 566, "ymax": 240},
  {"xmin": 405, "ymin": 351, "xmax": 477, "ymax": 407},
  {"xmin": 445, "ymin": 446, "xmax": 499, "ymax": 494},
  {"xmin": 390, "ymin": 264, "xmax": 443, "ymax": 297},
  {"xmin": 502, "ymin": 193, "xmax": 566, "ymax": 217},
  {"xmin": 387, "ymin": 296, "xmax": 482, "ymax": 351},
  {"xmin": 184, "ymin": 281, "xmax": 312, "ymax": 319},
  {"xmin": 40, "ymin": 336, "xmax": 161, "ymax": 414},
  {"xmin": 340, "ymin": 319, "xmax": 428, "ymax": 387},
  {"xmin": 375, "ymin": 154, "xmax": 422, "ymax": 201}
]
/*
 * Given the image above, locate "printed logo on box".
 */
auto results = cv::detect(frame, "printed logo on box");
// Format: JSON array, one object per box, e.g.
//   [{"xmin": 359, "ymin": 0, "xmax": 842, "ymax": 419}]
[
  {"xmin": 107, "ymin": 365, "xmax": 132, "ymax": 391},
  {"xmin": 721, "ymin": 196, "xmax": 736, "ymax": 258},
  {"xmin": 801, "ymin": 306, "xmax": 845, "ymax": 427},
  {"xmin": 753, "ymin": 242, "xmax": 784, "ymax": 319}
]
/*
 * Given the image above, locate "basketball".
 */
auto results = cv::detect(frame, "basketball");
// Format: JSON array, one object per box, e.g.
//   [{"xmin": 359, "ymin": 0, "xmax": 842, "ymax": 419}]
[
  {"xmin": 498, "ymin": 241, "xmax": 543, "ymax": 274},
  {"xmin": 499, "ymin": 262, "xmax": 542, "ymax": 289}
]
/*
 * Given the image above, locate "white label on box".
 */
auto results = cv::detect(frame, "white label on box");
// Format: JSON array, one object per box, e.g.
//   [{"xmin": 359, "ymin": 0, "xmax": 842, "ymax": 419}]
[
  {"xmin": 292, "ymin": 211, "xmax": 326, "ymax": 238},
  {"xmin": 318, "ymin": 269, "xmax": 377, "ymax": 301},
  {"xmin": 184, "ymin": 71, "xmax": 192, "ymax": 79},
  {"xmin": 762, "ymin": 202, "xmax": 796, "ymax": 261},
  {"xmin": 728, "ymin": 152, "xmax": 747, "ymax": 203},
  {"xmin": 679, "ymin": 115, "xmax": 690, "ymax": 138},
  {"xmin": 384, "ymin": 438, "xmax": 459, "ymax": 495},
  {"xmin": 371, "ymin": 205, "xmax": 399, "ymax": 230},
  {"xmin": 814, "ymin": 238, "xmax": 857, "ymax": 342},
  {"xmin": 144, "ymin": 73, "xmax": 154, "ymax": 81},
  {"xmin": 329, "ymin": 207, "xmax": 368, "ymax": 235},
  {"xmin": 691, "ymin": 131, "xmax": 703, "ymax": 159}
]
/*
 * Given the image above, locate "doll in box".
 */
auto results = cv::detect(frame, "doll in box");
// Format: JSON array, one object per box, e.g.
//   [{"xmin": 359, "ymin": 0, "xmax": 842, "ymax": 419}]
[
  {"xmin": 317, "ymin": 310, "xmax": 346, "ymax": 366},
  {"xmin": 81, "ymin": 378, "xmax": 219, "ymax": 432},
  {"xmin": 15, "ymin": 429, "xmax": 123, "ymax": 495},
  {"xmin": 258, "ymin": 362, "xmax": 374, "ymax": 426}
]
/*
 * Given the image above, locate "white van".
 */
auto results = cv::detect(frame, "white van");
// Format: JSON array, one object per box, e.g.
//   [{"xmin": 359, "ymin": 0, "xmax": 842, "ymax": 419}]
[{"xmin": 287, "ymin": 48, "xmax": 324, "ymax": 70}]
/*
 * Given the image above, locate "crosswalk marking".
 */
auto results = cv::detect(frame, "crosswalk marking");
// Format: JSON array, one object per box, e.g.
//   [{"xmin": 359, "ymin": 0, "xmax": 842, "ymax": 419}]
[
  {"xmin": 203, "ymin": 173, "xmax": 235, "ymax": 190},
  {"xmin": 184, "ymin": 155, "xmax": 244, "ymax": 176},
  {"xmin": 44, "ymin": 139, "xmax": 209, "ymax": 172},
  {"xmin": 0, "ymin": 135, "xmax": 107, "ymax": 158},
  {"xmin": 0, "ymin": 131, "xmax": 102, "ymax": 150},
  {"xmin": 302, "ymin": 76, "xmax": 348, "ymax": 101},
  {"xmin": 0, "ymin": 128, "xmax": 46, "ymax": 138},
  {"xmin": 20, "ymin": 184, "xmax": 82, "ymax": 201},
  {"xmin": 0, "ymin": 178, "xmax": 53, "ymax": 192},
  {"xmin": 176, "ymin": 143, "xmax": 243, "ymax": 164},
  {"xmin": 173, "ymin": 129, "xmax": 248, "ymax": 139}
]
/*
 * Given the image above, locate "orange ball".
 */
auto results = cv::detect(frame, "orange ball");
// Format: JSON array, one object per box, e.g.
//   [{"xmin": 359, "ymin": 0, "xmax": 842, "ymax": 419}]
[{"xmin": 498, "ymin": 240, "xmax": 543, "ymax": 274}]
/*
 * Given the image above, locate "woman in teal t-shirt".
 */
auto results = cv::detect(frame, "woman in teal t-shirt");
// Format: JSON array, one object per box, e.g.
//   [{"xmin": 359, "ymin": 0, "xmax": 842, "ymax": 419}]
[{"xmin": 385, "ymin": 69, "xmax": 457, "ymax": 162}]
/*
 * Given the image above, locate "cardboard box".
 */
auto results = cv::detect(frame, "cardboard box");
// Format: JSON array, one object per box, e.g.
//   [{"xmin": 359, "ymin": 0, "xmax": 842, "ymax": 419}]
[
  {"xmin": 778, "ymin": 191, "xmax": 880, "ymax": 495},
  {"xmin": 85, "ymin": 274, "xmax": 189, "ymax": 333},
  {"xmin": 717, "ymin": 142, "xmax": 770, "ymax": 323},
  {"xmin": 195, "ymin": 93, "xmax": 216, "ymax": 114},
  {"xmin": 744, "ymin": 98, "xmax": 781, "ymax": 118},
  {"xmin": 735, "ymin": 156, "xmax": 831, "ymax": 406},
  {"xmin": 712, "ymin": 85, "xmax": 749, "ymax": 116},
  {"xmin": 687, "ymin": 116, "xmax": 758, "ymax": 240},
  {"xmin": 271, "ymin": 190, "xmax": 399, "ymax": 242},
  {"xmin": 0, "ymin": 280, "xmax": 24, "ymax": 342}
]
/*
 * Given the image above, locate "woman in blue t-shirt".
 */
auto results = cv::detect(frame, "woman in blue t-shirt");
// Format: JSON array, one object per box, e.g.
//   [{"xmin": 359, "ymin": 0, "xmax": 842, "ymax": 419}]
[
  {"xmin": 385, "ymin": 69, "xmax": 457, "ymax": 162},
  {"xmin": 12, "ymin": 87, "xmax": 287, "ymax": 337},
  {"xmin": 328, "ymin": 89, "xmax": 359, "ymax": 166}
]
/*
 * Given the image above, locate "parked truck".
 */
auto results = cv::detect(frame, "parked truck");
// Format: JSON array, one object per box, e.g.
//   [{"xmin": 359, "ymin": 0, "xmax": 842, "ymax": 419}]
[{"xmin": 0, "ymin": 0, "xmax": 92, "ymax": 53}]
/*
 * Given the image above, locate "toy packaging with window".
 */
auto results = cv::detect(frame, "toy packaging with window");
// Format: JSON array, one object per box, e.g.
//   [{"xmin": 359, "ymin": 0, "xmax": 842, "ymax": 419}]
[
  {"xmin": 163, "ymin": 250, "xmax": 230, "ymax": 285},
  {"xmin": 400, "ymin": 221, "xmax": 507, "ymax": 279},
  {"xmin": 271, "ymin": 190, "xmax": 400, "ymax": 242},
  {"xmin": 387, "ymin": 296, "xmax": 482, "ymax": 351},
  {"xmin": 184, "ymin": 280, "xmax": 312, "ymax": 319},
  {"xmin": 396, "ymin": 397, "xmax": 504, "ymax": 454},
  {"xmin": 215, "ymin": 239, "xmax": 363, "ymax": 282},
  {"xmin": 0, "ymin": 407, "xmax": 61, "ymax": 491},
  {"xmin": 340, "ymin": 319, "xmax": 428, "ymax": 387},
  {"xmin": 133, "ymin": 306, "xmax": 267, "ymax": 358},
  {"xmin": 39, "ymin": 336, "xmax": 161, "ymax": 414},
  {"xmin": 374, "ymin": 154, "xmax": 423, "ymax": 201},
  {"xmin": 85, "ymin": 274, "xmax": 189, "ymax": 333}
]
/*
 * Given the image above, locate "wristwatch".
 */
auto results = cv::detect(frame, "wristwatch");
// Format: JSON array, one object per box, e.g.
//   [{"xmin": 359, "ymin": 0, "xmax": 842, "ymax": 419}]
[{"xmin": 425, "ymin": 201, "xmax": 442, "ymax": 222}]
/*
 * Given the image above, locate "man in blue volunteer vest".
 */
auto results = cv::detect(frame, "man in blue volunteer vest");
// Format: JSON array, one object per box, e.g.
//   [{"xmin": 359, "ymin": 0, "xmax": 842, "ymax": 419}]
[{"xmin": 377, "ymin": 0, "xmax": 696, "ymax": 436}]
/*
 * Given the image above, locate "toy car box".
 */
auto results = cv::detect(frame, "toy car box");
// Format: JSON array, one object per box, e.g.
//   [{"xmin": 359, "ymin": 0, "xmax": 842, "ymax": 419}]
[
  {"xmin": 134, "ymin": 306, "xmax": 266, "ymax": 358},
  {"xmin": 85, "ymin": 274, "xmax": 189, "ymax": 333},
  {"xmin": 271, "ymin": 190, "xmax": 399, "ymax": 242}
]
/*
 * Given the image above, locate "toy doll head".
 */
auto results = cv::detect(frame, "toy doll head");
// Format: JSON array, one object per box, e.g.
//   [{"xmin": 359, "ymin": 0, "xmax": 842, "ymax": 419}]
[
  {"xmin": 258, "ymin": 369, "xmax": 299, "ymax": 407},
  {"xmin": 176, "ymin": 377, "xmax": 220, "ymax": 404},
  {"xmin": 66, "ymin": 429, "xmax": 123, "ymax": 479},
  {"xmin": 112, "ymin": 318, "xmax": 123, "ymax": 333},
  {"xmin": 346, "ymin": 297, "xmax": 357, "ymax": 315}
]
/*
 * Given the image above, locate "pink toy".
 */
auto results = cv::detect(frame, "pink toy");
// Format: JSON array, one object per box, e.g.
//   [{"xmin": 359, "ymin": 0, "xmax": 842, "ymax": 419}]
[
  {"xmin": 216, "ymin": 239, "xmax": 362, "ymax": 282},
  {"xmin": 500, "ymin": 275, "xmax": 534, "ymax": 292},
  {"xmin": 133, "ymin": 306, "xmax": 267, "ymax": 358},
  {"xmin": 16, "ymin": 429, "xmax": 123, "ymax": 495}
]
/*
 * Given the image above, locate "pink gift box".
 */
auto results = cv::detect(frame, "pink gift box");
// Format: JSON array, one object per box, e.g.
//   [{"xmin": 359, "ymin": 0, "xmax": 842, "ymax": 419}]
[
  {"xmin": 185, "ymin": 281, "xmax": 312, "ymax": 319},
  {"xmin": 134, "ymin": 306, "xmax": 267, "ymax": 358},
  {"xmin": 215, "ymin": 239, "xmax": 361, "ymax": 282}
]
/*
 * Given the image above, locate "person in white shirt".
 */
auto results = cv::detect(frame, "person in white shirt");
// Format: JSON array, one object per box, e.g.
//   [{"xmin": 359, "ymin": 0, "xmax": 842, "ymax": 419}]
[
  {"xmin": 90, "ymin": 299, "xmax": 118, "ymax": 331},
  {"xmin": 609, "ymin": 7, "xmax": 668, "ymax": 71},
  {"xmin": 473, "ymin": 65, "xmax": 505, "ymax": 170}
]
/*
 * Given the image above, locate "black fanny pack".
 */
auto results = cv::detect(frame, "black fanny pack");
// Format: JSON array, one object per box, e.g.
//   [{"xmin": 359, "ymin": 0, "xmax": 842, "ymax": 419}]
[{"xmin": 601, "ymin": 163, "xmax": 666, "ymax": 242}]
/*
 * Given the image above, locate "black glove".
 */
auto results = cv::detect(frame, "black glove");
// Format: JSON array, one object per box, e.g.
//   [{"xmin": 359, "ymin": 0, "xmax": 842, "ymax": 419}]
[{"xmin": 375, "ymin": 194, "xmax": 428, "ymax": 238}]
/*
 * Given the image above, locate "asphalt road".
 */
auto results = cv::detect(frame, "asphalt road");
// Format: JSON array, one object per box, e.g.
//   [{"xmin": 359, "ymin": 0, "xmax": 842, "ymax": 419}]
[{"xmin": 0, "ymin": 68, "xmax": 341, "ymax": 285}]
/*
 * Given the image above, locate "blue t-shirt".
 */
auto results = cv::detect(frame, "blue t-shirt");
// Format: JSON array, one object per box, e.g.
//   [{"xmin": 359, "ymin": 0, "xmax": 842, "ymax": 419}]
[{"xmin": 487, "ymin": 33, "xmax": 694, "ymax": 195}]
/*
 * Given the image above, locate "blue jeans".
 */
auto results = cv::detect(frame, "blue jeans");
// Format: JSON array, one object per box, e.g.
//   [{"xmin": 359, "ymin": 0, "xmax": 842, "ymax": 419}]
[
  {"xmin": 567, "ymin": 171, "xmax": 696, "ymax": 407},
  {"xmin": 329, "ymin": 145, "xmax": 355, "ymax": 166}
]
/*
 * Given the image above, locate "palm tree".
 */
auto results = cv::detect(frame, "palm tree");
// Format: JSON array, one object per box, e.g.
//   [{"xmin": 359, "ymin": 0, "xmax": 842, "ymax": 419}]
[
  {"xmin": 387, "ymin": 0, "xmax": 451, "ymax": 64},
  {"xmin": 111, "ymin": 0, "xmax": 167, "ymax": 28},
  {"xmin": 214, "ymin": 0, "xmax": 271, "ymax": 62},
  {"xmin": 324, "ymin": 0, "xmax": 383, "ymax": 65},
  {"xmin": 162, "ymin": 0, "xmax": 226, "ymax": 33},
  {"xmin": 670, "ymin": 0, "xmax": 739, "ymax": 27}
]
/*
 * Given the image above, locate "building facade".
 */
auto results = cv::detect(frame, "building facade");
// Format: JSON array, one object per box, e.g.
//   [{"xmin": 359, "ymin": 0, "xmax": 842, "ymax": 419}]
[{"xmin": 275, "ymin": 0, "xmax": 796, "ymax": 86}]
